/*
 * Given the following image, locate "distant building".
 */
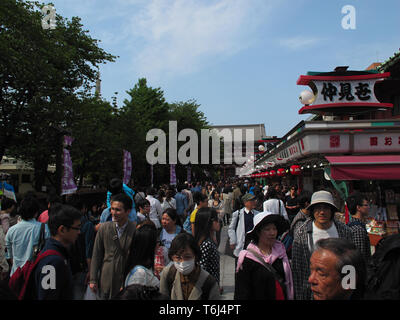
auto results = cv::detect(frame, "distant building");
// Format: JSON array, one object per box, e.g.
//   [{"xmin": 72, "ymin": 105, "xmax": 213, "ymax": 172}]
[
  {"xmin": 210, "ymin": 123, "xmax": 280, "ymax": 178},
  {"xmin": 0, "ymin": 156, "xmax": 55, "ymax": 194}
]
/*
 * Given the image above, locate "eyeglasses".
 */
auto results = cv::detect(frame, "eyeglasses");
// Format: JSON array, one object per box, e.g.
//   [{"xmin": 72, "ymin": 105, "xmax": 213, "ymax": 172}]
[{"xmin": 361, "ymin": 204, "xmax": 370, "ymax": 207}]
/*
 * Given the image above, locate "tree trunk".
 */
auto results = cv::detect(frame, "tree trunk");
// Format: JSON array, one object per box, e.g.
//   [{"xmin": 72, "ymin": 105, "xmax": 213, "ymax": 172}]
[
  {"xmin": 33, "ymin": 156, "xmax": 49, "ymax": 192},
  {"xmin": 0, "ymin": 145, "xmax": 5, "ymax": 164},
  {"xmin": 0, "ymin": 134, "xmax": 8, "ymax": 163}
]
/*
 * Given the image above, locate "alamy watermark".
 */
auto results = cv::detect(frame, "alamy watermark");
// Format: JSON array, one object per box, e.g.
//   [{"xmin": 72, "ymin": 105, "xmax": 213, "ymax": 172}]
[
  {"xmin": 341, "ymin": 5, "xmax": 356, "ymax": 30},
  {"xmin": 41, "ymin": 5, "xmax": 56, "ymax": 30},
  {"xmin": 146, "ymin": 121, "xmax": 255, "ymax": 168},
  {"xmin": 341, "ymin": 265, "xmax": 356, "ymax": 290},
  {"xmin": 41, "ymin": 265, "xmax": 56, "ymax": 290}
]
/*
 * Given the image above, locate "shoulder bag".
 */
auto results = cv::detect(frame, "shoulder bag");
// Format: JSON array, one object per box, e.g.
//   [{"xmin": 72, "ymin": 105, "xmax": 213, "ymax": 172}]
[{"xmin": 247, "ymin": 248, "xmax": 287, "ymax": 298}]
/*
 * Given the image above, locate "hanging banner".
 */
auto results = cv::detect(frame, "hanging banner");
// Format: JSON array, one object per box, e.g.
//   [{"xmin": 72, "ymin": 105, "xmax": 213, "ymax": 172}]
[
  {"xmin": 150, "ymin": 164, "xmax": 154, "ymax": 187},
  {"xmin": 61, "ymin": 136, "xmax": 77, "ymax": 196},
  {"xmin": 123, "ymin": 150, "xmax": 132, "ymax": 185},
  {"xmin": 187, "ymin": 166, "xmax": 191, "ymax": 184},
  {"xmin": 324, "ymin": 167, "xmax": 348, "ymax": 216},
  {"xmin": 170, "ymin": 164, "xmax": 176, "ymax": 185}
]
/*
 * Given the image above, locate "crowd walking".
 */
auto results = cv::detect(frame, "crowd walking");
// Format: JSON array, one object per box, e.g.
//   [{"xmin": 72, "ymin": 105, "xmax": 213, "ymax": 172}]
[{"xmin": 0, "ymin": 178, "xmax": 399, "ymax": 301}]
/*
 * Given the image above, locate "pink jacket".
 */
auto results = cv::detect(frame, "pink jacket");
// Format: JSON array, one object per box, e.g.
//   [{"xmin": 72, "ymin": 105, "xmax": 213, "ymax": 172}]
[{"xmin": 236, "ymin": 241, "xmax": 294, "ymax": 300}]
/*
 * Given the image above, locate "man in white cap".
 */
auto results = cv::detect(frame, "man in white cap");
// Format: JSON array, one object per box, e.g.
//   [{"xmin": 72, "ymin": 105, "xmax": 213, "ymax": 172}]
[{"xmin": 291, "ymin": 190, "xmax": 353, "ymax": 300}]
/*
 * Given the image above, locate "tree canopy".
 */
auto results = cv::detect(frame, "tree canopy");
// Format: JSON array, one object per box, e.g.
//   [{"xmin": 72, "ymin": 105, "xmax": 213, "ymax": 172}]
[{"xmin": 1, "ymin": 0, "xmax": 219, "ymax": 192}]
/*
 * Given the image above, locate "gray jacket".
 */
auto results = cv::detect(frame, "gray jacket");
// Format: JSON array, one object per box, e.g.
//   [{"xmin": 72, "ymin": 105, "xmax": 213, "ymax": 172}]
[{"xmin": 90, "ymin": 221, "xmax": 136, "ymax": 299}]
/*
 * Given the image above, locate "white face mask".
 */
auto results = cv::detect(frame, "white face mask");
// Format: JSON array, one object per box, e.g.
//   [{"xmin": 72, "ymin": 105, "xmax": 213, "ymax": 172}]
[{"xmin": 174, "ymin": 259, "xmax": 195, "ymax": 275}]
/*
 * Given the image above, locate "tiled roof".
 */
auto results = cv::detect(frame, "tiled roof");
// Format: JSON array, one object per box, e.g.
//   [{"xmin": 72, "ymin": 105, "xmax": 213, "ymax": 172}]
[
  {"xmin": 366, "ymin": 62, "xmax": 381, "ymax": 71},
  {"xmin": 378, "ymin": 49, "xmax": 400, "ymax": 72}
]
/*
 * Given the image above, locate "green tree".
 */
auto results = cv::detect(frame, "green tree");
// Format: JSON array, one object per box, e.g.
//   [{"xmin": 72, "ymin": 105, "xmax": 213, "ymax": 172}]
[
  {"xmin": 69, "ymin": 94, "xmax": 122, "ymax": 188},
  {"xmin": 0, "ymin": 0, "xmax": 116, "ymax": 191},
  {"xmin": 167, "ymin": 100, "xmax": 213, "ymax": 184},
  {"xmin": 119, "ymin": 78, "xmax": 170, "ymax": 186}
]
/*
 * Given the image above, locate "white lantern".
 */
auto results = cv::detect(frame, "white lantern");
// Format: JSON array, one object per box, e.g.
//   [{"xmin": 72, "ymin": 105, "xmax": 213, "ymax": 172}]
[
  {"xmin": 258, "ymin": 145, "xmax": 265, "ymax": 152},
  {"xmin": 299, "ymin": 90, "xmax": 315, "ymax": 105}
]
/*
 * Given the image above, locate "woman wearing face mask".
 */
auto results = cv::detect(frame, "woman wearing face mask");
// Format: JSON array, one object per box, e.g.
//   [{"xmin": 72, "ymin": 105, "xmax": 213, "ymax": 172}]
[
  {"xmin": 159, "ymin": 232, "xmax": 220, "ymax": 300},
  {"xmin": 235, "ymin": 211, "xmax": 293, "ymax": 300}
]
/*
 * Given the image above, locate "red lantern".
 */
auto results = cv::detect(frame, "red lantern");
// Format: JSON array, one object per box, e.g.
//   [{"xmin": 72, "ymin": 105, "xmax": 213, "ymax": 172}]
[
  {"xmin": 290, "ymin": 165, "xmax": 301, "ymax": 175},
  {"xmin": 277, "ymin": 168, "xmax": 286, "ymax": 177},
  {"xmin": 269, "ymin": 170, "xmax": 276, "ymax": 177},
  {"xmin": 262, "ymin": 171, "xmax": 269, "ymax": 177}
]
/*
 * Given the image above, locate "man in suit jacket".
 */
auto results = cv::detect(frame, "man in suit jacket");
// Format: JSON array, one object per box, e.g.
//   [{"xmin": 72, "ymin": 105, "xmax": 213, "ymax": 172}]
[
  {"xmin": 89, "ymin": 193, "xmax": 136, "ymax": 299},
  {"xmin": 292, "ymin": 190, "xmax": 353, "ymax": 300}
]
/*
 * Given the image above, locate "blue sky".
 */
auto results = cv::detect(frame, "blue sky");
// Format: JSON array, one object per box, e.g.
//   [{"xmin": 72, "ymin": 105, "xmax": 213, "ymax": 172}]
[{"xmin": 41, "ymin": 0, "xmax": 400, "ymax": 137}]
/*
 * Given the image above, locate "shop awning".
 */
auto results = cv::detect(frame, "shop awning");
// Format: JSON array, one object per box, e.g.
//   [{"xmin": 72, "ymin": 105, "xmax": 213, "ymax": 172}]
[{"xmin": 325, "ymin": 155, "xmax": 400, "ymax": 180}]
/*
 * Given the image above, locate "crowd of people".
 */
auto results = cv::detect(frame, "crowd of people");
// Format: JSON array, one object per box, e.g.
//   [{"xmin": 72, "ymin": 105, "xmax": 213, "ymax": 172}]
[{"xmin": 0, "ymin": 177, "xmax": 399, "ymax": 300}]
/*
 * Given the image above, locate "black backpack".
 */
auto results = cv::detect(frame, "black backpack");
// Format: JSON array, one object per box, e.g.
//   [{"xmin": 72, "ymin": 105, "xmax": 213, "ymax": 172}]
[{"xmin": 365, "ymin": 234, "xmax": 400, "ymax": 299}]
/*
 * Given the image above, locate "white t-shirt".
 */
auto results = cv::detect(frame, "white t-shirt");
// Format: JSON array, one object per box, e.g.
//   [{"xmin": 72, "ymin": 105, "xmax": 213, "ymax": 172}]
[
  {"xmin": 312, "ymin": 221, "xmax": 339, "ymax": 246},
  {"xmin": 160, "ymin": 228, "xmax": 176, "ymax": 249}
]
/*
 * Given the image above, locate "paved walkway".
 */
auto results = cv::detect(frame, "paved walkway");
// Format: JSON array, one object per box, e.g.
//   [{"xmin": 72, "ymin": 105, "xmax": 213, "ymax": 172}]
[{"xmin": 218, "ymin": 225, "xmax": 235, "ymax": 300}]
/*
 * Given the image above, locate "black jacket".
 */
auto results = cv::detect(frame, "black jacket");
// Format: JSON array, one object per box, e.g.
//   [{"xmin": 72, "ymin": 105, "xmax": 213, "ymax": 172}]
[
  {"xmin": 234, "ymin": 257, "xmax": 286, "ymax": 300},
  {"xmin": 34, "ymin": 238, "xmax": 73, "ymax": 300},
  {"xmin": 365, "ymin": 234, "xmax": 400, "ymax": 299}
]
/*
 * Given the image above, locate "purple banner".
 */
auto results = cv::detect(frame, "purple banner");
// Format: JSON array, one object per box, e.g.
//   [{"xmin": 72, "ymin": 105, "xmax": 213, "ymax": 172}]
[
  {"xmin": 150, "ymin": 164, "xmax": 154, "ymax": 187},
  {"xmin": 170, "ymin": 164, "xmax": 176, "ymax": 185},
  {"xmin": 187, "ymin": 166, "xmax": 191, "ymax": 184},
  {"xmin": 61, "ymin": 136, "xmax": 77, "ymax": 196},
  {"xmin": 123, "ymin": 150, "xmax": 132, "ymax": 185}
]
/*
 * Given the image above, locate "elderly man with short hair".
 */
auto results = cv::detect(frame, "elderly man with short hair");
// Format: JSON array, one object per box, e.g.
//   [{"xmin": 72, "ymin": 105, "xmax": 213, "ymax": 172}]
[
  {"xmin": 292, "ymin": 190, "xmax": 353, "ymax": 300},
  {"xmin": 228, "ymin": 193, "xmax": 260, "ymax": 260},
  {"xmin": 308, "ymin": 238, "xmax": 366, "ymax": 300}
]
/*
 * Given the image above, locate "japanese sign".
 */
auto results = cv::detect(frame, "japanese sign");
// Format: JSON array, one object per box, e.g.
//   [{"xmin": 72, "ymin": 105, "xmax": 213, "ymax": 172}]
[
  {"xmin": 353, "ymin": 133, "xmax": 400, "ymax": 153},
  {"xmin": 314, "ymin": 79, "xmax": 378, "ymax": 105},
  {"xmin": 297, "ymin": 72, "xmax": 392, "ymax": 114}
]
